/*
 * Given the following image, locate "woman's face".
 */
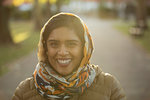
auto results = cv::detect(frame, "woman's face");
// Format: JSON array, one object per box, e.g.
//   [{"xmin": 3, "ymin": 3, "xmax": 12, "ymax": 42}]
[{"xmin": 46, "ymin": 27, "xmax": 83, "ymax": 76}]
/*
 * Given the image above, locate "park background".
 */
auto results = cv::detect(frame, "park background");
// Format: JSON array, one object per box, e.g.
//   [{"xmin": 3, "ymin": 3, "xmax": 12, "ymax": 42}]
[{"xmin": 0, "ymin": 0, "xmax": 150, "ymax": 100}]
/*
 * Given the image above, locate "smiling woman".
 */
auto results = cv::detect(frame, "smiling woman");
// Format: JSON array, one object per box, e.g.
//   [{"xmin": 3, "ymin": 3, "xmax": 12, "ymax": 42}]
[
  {"xmin": 12, "ymin": 13, "xmax": 126, "ymax": 100},
  {"xmin": 46, "ymin": 27, "xmax": 83, "ymax": 76}
]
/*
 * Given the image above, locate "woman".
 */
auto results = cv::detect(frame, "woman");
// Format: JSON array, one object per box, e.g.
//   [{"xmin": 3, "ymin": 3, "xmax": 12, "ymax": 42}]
[{"xmin": 12, "ymin": 13, "xmax": 126, "ymax": 100}]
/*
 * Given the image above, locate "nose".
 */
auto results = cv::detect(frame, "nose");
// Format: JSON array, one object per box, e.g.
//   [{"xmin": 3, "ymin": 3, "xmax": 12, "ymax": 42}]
[{"xmin": 57, "ymin": 45, "xmax": 69, "ymax": 56}]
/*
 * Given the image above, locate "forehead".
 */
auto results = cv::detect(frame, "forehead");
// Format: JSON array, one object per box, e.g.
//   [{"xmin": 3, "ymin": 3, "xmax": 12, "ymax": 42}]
[{"xmin": 47, "ymin": 27, "xmax": 81, "ymax": 41}]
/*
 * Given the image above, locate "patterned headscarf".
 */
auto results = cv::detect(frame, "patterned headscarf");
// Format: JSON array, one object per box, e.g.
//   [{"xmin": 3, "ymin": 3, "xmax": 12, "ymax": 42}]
[{"xmin": 33, "ymin": 13, "xmax": 96, "ymax": 100}]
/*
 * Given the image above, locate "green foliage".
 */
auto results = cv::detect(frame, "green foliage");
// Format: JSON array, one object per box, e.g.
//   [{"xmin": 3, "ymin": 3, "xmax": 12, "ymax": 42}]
[
  {"xmin": 11, "ymin": 6, "xmax": 32, "ymax": 20},
  {"xmin": 0, "ymin": 20, "xmax": 39, "ymax": 76},
  {"xmin": 136, "ymin": 30, "xmax": 150, "ymax": 52},
  {"xmin": 98, "ymin": 1, "xmax": 118, "ymax": 19},
  {"xmin": 114, "ymin": 21, "xmax": 134, "ymax": 35}
]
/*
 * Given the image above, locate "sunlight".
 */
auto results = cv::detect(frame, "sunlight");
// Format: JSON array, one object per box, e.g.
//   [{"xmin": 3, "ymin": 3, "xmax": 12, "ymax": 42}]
[
  {"xmin": 13, "ymin": 0, "xmax": 56, "ymax": 6},
  {"xmin": 13, "ymin": 0, "xmax": 24, "ymax": 6},
  {"xmin": 49, "ymin": 0, "xmax": 56, "ymax": 4},
  {"xmin": 13, "ymin": 32, "xmax": 30, "ymax": 43},
  {"xmin": 39, "ymin": 0, "xmax": 56, "ymax": 4}
]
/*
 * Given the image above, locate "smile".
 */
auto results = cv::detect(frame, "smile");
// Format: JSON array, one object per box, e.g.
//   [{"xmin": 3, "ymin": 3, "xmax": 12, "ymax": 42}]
[{"xmin": 57, "ymin": 59, "xmax": 71, "ymax": 64}]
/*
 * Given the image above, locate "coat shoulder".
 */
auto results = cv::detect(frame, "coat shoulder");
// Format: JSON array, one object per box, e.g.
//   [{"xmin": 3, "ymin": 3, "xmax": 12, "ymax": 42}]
[
  {"xmin": 97, "ymin": 69, "xmax": 126, "ymax": 100},
  {"xmin": 12, "ymin": 77, "xmax": 41, "ymax": 100},
  {"xmin": 18, "ymin": 77, "xmax": 34, "ymax": 90},
  {"xmin": 91, "ymin": 64, "xmax": 115, "ymax": 87},
  {"xmin": 79, "ymin": 65, "xmax": 126, "ymax": 100}
]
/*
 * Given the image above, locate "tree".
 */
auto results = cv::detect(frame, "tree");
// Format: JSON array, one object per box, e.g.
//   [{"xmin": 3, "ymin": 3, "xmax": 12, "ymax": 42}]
[
  {"xmin": 112, "ymin": 0, "xmax": 118, "ymax": 16},
  {"xmin": 0, "ymin": 0, "xmax": 14, "ymax": 45},
  {"xmin": 33, "ymin": 0, "xmax": 53, "ymax": 30},
  {"xmin": 42, "ymin": 0, "xmax": 52, "ymax": 21},
  {"xmin": 55, "ymin": 0, "xmax": 70, "ymax": 13},
  {"xmin": 136, "ymin": 0, "xmax": 148, "ymax": 30},
  {"xmin": 33, "ymin": 0, "xmax": 43, "ymax": 30}
]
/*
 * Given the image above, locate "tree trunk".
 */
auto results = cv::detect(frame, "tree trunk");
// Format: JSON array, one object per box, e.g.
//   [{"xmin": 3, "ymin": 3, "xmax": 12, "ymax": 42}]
[
  {"xmin": 45, "ymin": 0, "xmax": 51, "ymax": 17},
  {"xmin": 0, "ymin": 0, "xmax": 14, "ymax": 45},
  {"xmin": 56, "ymin": 0, "xmax": 63, "ymax": 13},
  {"xmin": 33, "ymin": 0, "xmax": 42, "ymax": 30},
  {"xmin": 42, "ymin": 0, "xmax": 51, "ymax": 21},
  {"xmin": 136, "ymin": 0, "xmax": 148, "ymax": 30},
  {"xmin": 112, "ymin": 0, "xmax": 118, "ymax": 15}
]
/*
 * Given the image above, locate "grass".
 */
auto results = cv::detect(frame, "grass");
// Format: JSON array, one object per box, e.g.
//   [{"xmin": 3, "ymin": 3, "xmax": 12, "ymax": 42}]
[
  {"xmin": 114, "ymin": 19, "xmax": 150, "ymax": 53},
  {"xmin": 136, "ymin": 30, "xmax": 150, "ymax": 52},
  {"xmin": 0, "ymin": 20, "xmax": 40, "ymax": 76}
]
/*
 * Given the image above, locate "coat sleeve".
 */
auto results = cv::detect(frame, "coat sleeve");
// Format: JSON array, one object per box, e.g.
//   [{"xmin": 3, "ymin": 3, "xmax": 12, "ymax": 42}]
[
  {"xmin": 110, "ymin": 75, "xmax": 126, "ymax": 100},
  {"xmin": 12, "ymin": 78, "xmax": 32, "ymax": 100}
]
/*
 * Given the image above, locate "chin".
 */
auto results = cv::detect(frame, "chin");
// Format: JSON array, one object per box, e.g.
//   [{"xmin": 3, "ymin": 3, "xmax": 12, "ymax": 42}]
[
  {"xmin": 57, "ymin": 70, "xmax": 72, "ymax": 76},
  {"xmin": 59, "ymin": 72, "xmax": 70, "ymax": 76}
]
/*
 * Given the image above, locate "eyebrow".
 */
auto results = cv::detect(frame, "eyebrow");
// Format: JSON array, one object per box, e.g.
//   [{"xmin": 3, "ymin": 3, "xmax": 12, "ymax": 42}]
[
  {"xmin": 47, "ymin": 40, "xmax": 58, "ymax": 42},
  {"xmin": 66, "ymin": 40, "xmax": 80, "ymax": 42},
  {"xmin": 47, "ymin": 40, "xmax": 80, "ymax": 43}
]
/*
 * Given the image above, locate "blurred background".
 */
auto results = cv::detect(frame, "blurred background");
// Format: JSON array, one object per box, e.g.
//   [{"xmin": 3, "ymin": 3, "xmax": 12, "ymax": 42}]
[{"xmin": 0, "ymin": 0, "xmax": 150, "ymax": 100}]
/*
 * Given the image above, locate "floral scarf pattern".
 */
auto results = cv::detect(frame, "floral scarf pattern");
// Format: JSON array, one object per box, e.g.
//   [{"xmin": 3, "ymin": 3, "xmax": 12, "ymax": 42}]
[{"xmin": 33, "ymin": 13, "xmax": 96, "ymax": 100}]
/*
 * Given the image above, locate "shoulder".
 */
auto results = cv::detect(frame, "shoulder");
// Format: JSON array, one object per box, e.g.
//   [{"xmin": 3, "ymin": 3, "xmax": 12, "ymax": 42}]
[
  {"xmin": 88, "ymin": 65, "xmax": 126, "ymax": 100},
  {"xmin": 12, "ymin": 77, "xmax": 36, "ymax": 100},
  {"xmin": 91, "ymin": 64, "xmax": 114, "ymax": 86},
  {"xmin": 90, "ymin": 65, "xmax": 115, "ymax": 90},
  {"xmin": 17, "ymin": 77, "xmax": 35, "ymax": 91},
  {"xmin": 91, "ymin": 64, "xmax": 122, "ymax": 87}
]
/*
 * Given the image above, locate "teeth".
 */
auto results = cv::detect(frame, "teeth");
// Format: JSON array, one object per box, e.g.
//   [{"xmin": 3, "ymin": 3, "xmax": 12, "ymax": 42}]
[{"xmin": 57, "ymin": 59, "xmax": 71, "ymax": 64}]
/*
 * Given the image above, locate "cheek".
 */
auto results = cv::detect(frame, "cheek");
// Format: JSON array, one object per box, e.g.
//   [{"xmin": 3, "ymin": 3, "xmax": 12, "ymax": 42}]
[
  {"xmin": 72, "ymin": 48, "xmax": 83, "ymax": 59},
  {"xmin": 47, "ymin": 49, "xmax": 56, "ymax": 58}
]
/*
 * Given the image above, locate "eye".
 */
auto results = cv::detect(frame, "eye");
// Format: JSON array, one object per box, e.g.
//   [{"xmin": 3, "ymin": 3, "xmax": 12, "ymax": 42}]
[
  {"xmin": 48, "ymin": 42, "xmax": 59, "ymax": 48},
  {"xmin": 67, "ymin": 42, "xmax": 78, "ymax": 48}
]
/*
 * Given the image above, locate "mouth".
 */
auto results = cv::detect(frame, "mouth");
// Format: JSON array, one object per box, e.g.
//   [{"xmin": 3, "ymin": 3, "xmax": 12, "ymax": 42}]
[{"xmin": 57, "ymin": 59, "xmax": 71, "ymax": 66}]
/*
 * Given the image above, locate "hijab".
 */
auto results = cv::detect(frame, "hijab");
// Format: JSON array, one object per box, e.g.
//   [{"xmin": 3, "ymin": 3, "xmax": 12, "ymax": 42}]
[{"xmin": 33, "ymin": 13, "xmax": 96, "ymax": 100}]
